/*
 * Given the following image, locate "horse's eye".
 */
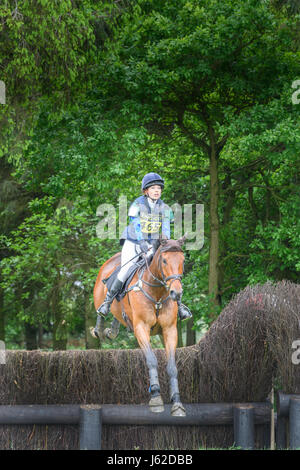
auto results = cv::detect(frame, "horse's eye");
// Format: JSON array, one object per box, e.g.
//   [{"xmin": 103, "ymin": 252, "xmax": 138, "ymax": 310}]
[{"xmin": 162, "ymin": 258, "xmax": 167, "ymax": 265}]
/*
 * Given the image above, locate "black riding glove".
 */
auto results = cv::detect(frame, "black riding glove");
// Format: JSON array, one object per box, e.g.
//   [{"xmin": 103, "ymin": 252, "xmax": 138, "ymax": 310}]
[{"xmin": 139, "ymin": 240, "xmax": 149, "ymax": 253}]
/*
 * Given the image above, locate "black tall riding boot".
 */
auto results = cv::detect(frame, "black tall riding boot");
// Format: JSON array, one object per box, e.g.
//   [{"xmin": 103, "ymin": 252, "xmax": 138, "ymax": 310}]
[
  {"xmin": 177, "ymin": 301, "xmax": 193, "ymax": 321},
  {"xmin": 97, "ymin": 278, "xmax": 123, "ymax": 318}
]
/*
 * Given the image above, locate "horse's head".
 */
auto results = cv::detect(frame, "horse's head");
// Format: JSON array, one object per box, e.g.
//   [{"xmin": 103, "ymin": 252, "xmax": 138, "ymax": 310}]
[{"xmin": 155, "ymin": 234, "xmax": 186, "ymax": 301}]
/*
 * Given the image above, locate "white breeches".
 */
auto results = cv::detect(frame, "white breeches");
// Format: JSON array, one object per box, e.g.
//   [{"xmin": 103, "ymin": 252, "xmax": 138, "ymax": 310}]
[
  {"xmin": 117, "ymin": 240, "xmax": 142, "ymax": 282},
  {"xmin": 117, "ymin": 240, "xmax": 153, "ymax": 283}
]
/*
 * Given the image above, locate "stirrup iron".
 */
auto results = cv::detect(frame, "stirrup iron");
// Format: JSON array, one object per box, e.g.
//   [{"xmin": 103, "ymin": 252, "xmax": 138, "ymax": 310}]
[{"xmin": 177, "ymin": 301, "xmax": 192, "ymax": 321}]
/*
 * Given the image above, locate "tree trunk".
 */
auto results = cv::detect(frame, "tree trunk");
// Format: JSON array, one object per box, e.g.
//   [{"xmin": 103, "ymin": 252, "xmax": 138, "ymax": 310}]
[
  {"xmin": 218, "ymin": 175, "xmax": 236, "ymax": 304},
  {"xmin": 24, "ymin": 323, "xmax": 38, "ymax": 350},
  {"xmin": 0, "ymin": 287, "xmax": 4, "ymax": 342},
  {"xmin": 52, "ymin": 279, "xmax": 67, "ymax": 351},
  {"xmin": 53, "ymin": 309, "xmax": 67, "ymax": 350},
  {"xmin": 208, "ymin": 127, "xmax": 221, "ymax": 316},
  {"xmin": 177, "ymin": 320, "xmax": 183, "ymax": 347},
  {"xmin": 37, "ymin": 324, "xmax": 44, "ymax": 348},
  {"xmin": 186, "ymin": 318, "xmax": 196, "ymax": 346}
]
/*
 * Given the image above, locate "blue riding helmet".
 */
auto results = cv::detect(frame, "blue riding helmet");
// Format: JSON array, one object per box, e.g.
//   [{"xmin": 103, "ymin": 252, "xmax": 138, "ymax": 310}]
[{"xmin": 141, "ymin": 173, "xmax": 164, "ymax": 191}]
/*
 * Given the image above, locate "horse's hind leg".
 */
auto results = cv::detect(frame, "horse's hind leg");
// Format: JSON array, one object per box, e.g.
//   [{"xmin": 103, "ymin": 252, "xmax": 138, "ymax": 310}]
[
  {"xmin": 90, "ymin": 314, "xmax": 105, "ymax": 340},
  {"xmin": 104, "ymin": 316, "xmax": 120, "ymax": 340}
]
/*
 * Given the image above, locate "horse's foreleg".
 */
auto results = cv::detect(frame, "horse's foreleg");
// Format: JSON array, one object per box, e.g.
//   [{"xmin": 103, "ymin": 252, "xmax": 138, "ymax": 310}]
[
  {"xmin": 163, "ymin": 326, "xmax": 186, "ymax": 417},
  {"xmin": 145, "ymin": 344, "xmax": 164, "ymax": 413},
  {"xmin": 135, "ymin": 323, "xmax": 164, "ymax": 413}
]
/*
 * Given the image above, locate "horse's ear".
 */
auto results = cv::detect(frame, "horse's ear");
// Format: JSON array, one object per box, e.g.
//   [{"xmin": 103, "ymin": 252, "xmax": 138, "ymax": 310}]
[{"xmin": 177, "ymin": 233, "xmax": 187, "ymax": 246}]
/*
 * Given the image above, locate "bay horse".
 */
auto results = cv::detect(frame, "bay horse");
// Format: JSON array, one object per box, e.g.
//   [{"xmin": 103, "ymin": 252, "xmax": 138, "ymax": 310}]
[{"xmin": 92, "ymin": 236, "xmax": 187, "ymax": 417}]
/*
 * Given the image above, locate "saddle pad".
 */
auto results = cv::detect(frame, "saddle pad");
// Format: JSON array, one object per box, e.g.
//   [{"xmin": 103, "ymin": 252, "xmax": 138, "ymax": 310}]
[{"xmin": 102, "ymin": 258, "xmax": 146, "ymax": 300}]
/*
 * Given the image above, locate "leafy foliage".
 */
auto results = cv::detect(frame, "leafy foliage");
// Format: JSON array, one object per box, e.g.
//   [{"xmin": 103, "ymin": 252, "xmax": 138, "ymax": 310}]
[{"xmin": 0, "ymin": 0, "xmax": 299, "ymax": 349}]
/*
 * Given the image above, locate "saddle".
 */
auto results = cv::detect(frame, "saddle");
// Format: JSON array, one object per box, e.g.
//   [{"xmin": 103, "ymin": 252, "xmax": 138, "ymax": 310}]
[{"xmin": 102, "ymin": 257, "xmax": 147, "ymax": 301}]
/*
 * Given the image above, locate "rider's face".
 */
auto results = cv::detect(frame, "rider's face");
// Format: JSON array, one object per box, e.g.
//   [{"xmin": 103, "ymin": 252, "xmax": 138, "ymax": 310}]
[{"xmin": 145, "ymin": 185, "xmax": 162, "ymax": 200}]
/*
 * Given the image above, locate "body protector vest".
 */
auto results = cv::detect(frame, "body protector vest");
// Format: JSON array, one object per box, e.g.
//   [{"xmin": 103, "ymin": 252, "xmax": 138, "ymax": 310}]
[{"xmin": 120, "ymin": 195, "xmax": 174, "ymax": 245}]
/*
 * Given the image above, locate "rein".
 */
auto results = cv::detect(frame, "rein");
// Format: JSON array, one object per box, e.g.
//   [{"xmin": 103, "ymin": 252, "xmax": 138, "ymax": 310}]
[{"xmin": 126, "ymin": 247, "xmax": 183, "ymax": 316}]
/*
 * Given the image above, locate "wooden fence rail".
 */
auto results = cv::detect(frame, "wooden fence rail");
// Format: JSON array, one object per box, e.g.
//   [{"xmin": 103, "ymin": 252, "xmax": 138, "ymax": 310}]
[
  {"xmin": 0, "ymin": 402, "xmax": 271, "ymax": 426},
  {"xmin": 1, "ymin": 393, "xmax": 299, "ymax": 449},
  {"xmin": 2, "ymin": 395, "xmax": 300, "ymax": 450},
  {"xmin": 0, "ymin": 402, "xmax": 271, "ymax": 450}
]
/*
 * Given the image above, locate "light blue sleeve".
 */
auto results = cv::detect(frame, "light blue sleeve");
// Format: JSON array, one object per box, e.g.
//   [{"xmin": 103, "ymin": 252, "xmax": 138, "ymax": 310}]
[
  {"xmin": 129, "ymin": 216, "xmax": 143, "ymax": 241},
  {"xmin": 161, "ymin": 207, "xmax": 174, "ymax": 239}
]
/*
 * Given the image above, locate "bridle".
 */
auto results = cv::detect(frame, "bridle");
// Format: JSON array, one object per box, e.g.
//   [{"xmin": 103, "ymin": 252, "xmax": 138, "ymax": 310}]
[
  {"xmin": 145, "ymin": 248, "xmax": 183, "ymax": 288},
  {"xmin": 126, "ymin": 246, "xmax": 184, "ymax": 316}
]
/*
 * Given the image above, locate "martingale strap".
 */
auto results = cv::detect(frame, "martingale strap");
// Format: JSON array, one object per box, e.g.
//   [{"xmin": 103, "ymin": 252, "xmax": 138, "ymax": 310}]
[{"xmin": 124, "ymin": 252, "xmax": 183, "ymax": 317}]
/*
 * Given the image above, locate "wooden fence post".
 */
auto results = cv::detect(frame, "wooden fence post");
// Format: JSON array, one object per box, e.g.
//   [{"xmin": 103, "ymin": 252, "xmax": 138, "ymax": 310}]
[
  {"xmin": 233, "ymin": 405, "xmax": 255, "ymax": 450},
  {"xmin": 79, "ymin": 405, "xmax": 102, "ymax": 450},
  {"xmin": 276, "ymin": 416, "xmax": 287, "ymax": 449},
  {"xmin": 289, "ymin": 397, "xmax": 300, "ymax": 450}
]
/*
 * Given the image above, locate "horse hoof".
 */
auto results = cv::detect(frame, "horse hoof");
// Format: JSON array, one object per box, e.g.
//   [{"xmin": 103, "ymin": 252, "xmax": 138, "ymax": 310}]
[
  {"xmin": 104, "ymin": 328, "xmax": 116, "ymax": 340},
  {"xmin": 89, "ymin": 327, "xmax": 99, "ymax": 339},
  {"xmin": 90, "ymin": 326, "xmax": 105, "ymax": 341},
  {"xmin": 104, "ymin": 328, "xmax": 111, "ymax": 338},
  {"xmin": 149, "ymin": 395, "xmax": 164, "ymax": 413},
  {"xmin": 171, "ymin": 402, "xmax": 186, "ymax": 417}
]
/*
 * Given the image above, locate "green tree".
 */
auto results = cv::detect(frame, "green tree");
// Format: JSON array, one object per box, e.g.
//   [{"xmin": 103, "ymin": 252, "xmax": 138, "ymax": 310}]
[
  {"xmin": 1, "ymin": 0, "xmax": 299, "ymax": 349},
  {"xmin": 94, "ymin": 0, "xmax": 299, "ymax": 315},
  {"xmin": 0, "ymin": 0, "xmax": 100, "ymax": 163}
]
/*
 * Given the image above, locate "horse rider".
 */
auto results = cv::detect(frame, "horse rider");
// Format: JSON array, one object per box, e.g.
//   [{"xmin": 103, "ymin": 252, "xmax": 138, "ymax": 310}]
[{"xmin": 97, "ymin": 172, "xmax": 192, "ymax": 321}]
